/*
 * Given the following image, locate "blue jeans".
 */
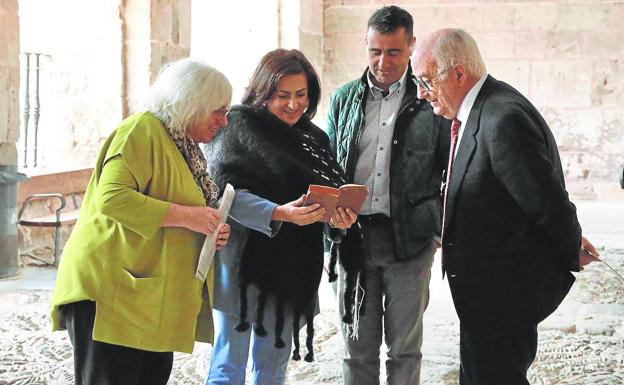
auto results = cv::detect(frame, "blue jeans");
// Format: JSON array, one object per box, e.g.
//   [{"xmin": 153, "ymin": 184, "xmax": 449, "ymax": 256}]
[{"xmin": 205, "ymin": 309, "xmax": 293, "ymax": 385}]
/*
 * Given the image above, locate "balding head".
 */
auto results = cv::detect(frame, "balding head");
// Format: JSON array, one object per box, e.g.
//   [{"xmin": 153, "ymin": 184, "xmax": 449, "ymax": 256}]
[
  {"xmin": 413, "ymin": 29, "xmax": 444, "ymax": 65},
  {"xmin": 414, "ymin": 28, "xmax": 486, "ymax": 80}
]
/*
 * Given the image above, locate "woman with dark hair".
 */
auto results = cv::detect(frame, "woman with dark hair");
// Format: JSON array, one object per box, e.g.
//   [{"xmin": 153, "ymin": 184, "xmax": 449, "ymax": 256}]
[{"xmin": 203, "ymin": 49, "xmax": 364, "ymax": 385}]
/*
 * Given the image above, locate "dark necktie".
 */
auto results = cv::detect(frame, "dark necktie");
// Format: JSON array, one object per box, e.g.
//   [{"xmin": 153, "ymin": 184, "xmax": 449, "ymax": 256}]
[{"xmin": 441, "ymin": 118, "xmax": 461, "ymax": 274}]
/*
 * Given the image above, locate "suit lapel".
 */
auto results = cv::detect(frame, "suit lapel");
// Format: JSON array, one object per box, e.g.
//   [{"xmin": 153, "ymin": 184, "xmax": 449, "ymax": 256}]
[{"xmin": 443, "ymin": 76, "xmax": 496, "ymax": 233}]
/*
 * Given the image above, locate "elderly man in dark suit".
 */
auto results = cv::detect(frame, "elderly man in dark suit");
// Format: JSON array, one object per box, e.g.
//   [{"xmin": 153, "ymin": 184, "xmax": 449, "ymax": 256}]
[{"xmin": 411, "ymin": 28, "xmax": 599, "ymax": 385}]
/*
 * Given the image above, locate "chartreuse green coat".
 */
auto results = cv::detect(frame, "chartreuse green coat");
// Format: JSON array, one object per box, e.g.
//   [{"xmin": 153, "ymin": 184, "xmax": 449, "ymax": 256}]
[{"xmin": 50, "ymin": 112, "xmax": 214, "ymax": 353}]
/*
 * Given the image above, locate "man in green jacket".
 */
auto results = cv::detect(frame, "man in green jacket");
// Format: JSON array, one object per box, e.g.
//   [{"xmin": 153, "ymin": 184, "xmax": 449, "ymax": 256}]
[{"xmin": 326, "ymin": 6, "xmax": 450, "ymax": 385}]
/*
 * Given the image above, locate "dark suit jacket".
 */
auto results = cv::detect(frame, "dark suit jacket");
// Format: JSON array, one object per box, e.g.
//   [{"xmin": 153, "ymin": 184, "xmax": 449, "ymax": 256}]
[{"xmin": 443, "ymin": 75, "xmax": 582, "ymax": 336}]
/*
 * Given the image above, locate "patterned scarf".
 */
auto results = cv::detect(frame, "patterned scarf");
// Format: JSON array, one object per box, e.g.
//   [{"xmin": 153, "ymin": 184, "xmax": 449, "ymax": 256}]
[{"xmin": 166, "ymin": 125, "xmax": 219, "ymax": 207}]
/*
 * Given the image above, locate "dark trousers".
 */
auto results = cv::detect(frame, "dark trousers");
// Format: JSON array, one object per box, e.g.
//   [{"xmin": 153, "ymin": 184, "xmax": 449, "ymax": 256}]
[
  {"xmin": 459, "ymin": 324, "xmax": 538, "ymax": 385},
  {"xmin": 61, "ymin": 300, "xmax": 173, "ymax": 385}
]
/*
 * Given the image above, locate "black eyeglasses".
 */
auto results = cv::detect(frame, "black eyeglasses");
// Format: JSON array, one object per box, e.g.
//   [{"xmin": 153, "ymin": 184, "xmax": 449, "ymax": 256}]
[{"xmin": 415, "ymin": 66, "xmax": 453, "ymax": 92}]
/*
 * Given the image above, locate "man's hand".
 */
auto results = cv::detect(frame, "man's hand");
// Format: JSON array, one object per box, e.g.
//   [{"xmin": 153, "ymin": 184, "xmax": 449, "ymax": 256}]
[
  {"xmin": 579, "ymin": 236, "xmax": 599, "ymax": 271},
  {"xmin": 329, "ymin": 207, "xmax": 357, "ymax": 229},
  {"xmin": 272, "ymin": 195, "xmax": 326, "ymax": 226},
  {"xmin": 432, "ymin": 235, "xmax": 442, "ymax": 249}
]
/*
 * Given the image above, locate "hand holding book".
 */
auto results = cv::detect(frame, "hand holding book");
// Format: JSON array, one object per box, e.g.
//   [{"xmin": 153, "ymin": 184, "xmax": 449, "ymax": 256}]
[
  {"xmin": 303, "ymin": 184, "xmax": 368, "ymax": 223},
  {"xmin": 330, "ymin": 207, "xmax": 358, "ymax": 229},
  {"xmin": 272, "ymin": 194, "xmax": 325, "ymax": 226}
]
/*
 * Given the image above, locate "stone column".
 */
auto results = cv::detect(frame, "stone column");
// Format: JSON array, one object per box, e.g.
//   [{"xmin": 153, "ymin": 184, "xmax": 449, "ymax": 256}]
[
  {"xmin": 122, "ymin": 0, "xmax": 192, "ymax": 116},
  {"xmin": 0, "ymin": 0, "xmax": 22, "ymax": 278},
  {"xmin": 0, "ymin": 0, "xmax": 20, "ymax": 167},
  {"xmin": 298, "ymin": 0, "xmax": 325, "ymax": 117}
]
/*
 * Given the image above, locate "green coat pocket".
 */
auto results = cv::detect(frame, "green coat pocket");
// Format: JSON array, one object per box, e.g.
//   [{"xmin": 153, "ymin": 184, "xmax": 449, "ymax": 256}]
[{"xmin": 112, "ymin": 268, "xmax": 164, "ymax": 332}]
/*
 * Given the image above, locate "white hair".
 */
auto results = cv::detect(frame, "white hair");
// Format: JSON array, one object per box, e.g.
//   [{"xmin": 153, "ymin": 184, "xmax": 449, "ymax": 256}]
[
  {"xmin": 144, "ymin": 57, "xmax": 232, "ymax": 136},
  {"xmin": 432, "ymin": 29, "xmax": 486, "ymax": 79}
]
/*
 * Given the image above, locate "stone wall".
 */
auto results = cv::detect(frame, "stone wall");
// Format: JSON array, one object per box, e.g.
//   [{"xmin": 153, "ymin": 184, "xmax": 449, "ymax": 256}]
[
  {"xmin": 300, "ymin": 0, "xmax": 325, "ymax": 116},
  {"xmin": 16, "ymin": 0, "xmax": 192, "ymax": 169},
  {"xmin": 123, "ymin": 0, "xmax": 192, "ymax": 115},
  {"xmin": 4, "ymin": 0, "xmax": 623, "ymax": 191},
  {"xmin": 13, "ymin": 0, "xmax": 192, "ymax": 261},
  {"xmin": 190, "ymin": 0, "xmax": 280, "ymax": 102},
  {"xmin": 0, "ymin": 0, "xmax": 20, "ymax": 166},
  {"xmin": 321, "ymin": 0, "xmax": 624, "ymax": 194},
  {"xmin": 0, "ymin": 0, "xmax": 20, "ymax": 277},
  {"xmin": 190, "ymin": 0, "xmax": 323, "ymax": 111},
  {"xmin": 18, "ymin": 0, "xmax": 123, "ymax": 168}
]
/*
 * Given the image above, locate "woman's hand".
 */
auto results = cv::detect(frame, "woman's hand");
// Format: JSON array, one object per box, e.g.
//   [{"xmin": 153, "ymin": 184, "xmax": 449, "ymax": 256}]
[
  {"xmin": 185, "ymin": 206, "xmax": 222, "ymax": 235},
  {"xmin": 272, "ymin": 195, "xmax": 326, "ymax": 226},
  {"xmin": 162, "ymin": 204, "xmax": 221, "ymax": 235},
  {"xmin": 216, "ymin": 223, "xmax": 230, "ymax": 250},
  {"xmin": 329, "ymin": 207, "xmax": 357, "ymax": 229}
]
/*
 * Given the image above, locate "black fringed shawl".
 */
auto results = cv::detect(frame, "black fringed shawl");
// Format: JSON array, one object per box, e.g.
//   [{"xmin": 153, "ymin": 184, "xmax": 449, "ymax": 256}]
[{"xmin": 204, "ymin": 105, "xmax": 364, "ymax": 361}]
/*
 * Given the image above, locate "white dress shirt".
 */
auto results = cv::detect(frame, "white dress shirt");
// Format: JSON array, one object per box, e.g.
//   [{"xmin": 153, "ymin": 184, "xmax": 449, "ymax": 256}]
[{"xmin": 454, "ymin": 74, "xmax": 488, "ymax": 159}]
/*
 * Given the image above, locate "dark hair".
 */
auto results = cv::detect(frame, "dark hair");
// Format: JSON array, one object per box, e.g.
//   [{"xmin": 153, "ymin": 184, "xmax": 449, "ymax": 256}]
[
  {"xmin": 367, "ymin": 5, "xmax": 413, "ymax": 40},
  {"xmin": 241, "ymin": 49, "xmax": 321, "ymax": 119}
]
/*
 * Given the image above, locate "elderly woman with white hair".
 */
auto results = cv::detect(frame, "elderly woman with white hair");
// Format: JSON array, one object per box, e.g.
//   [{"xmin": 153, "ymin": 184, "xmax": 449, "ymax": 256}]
[{"xmin": 50, "ymin": 57, "xmax": 234, "ymax": 385}]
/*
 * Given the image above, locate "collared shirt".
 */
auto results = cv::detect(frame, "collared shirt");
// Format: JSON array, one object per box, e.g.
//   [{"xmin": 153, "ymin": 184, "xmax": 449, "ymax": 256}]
[
  {"xmin": 454, "ymin": 73, "xmax": 488, "ymax": 159},
  {"xmin": 354, "ymin": 67, "xmax": 408, "ymax": 216}
]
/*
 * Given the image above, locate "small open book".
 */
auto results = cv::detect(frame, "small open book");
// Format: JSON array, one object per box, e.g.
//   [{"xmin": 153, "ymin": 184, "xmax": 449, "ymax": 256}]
[{"xmin": 303, "ymin": 184, "xmax": 368, "ymax": 222}]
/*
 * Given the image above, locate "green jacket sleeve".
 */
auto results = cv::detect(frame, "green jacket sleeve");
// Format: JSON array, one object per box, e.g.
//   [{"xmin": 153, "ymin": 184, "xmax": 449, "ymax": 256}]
[{"xmin": 95, "ymin": 155, "xmax": 170, "ymax": 239}]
